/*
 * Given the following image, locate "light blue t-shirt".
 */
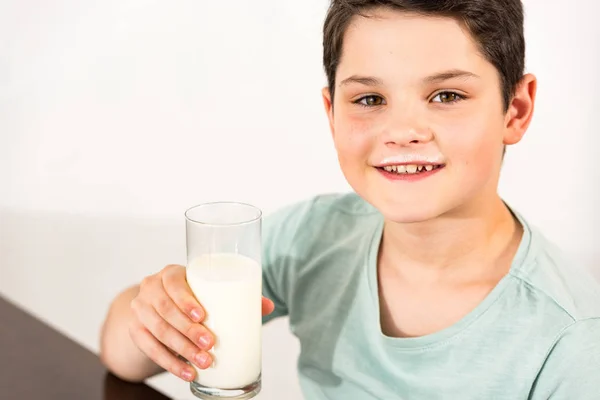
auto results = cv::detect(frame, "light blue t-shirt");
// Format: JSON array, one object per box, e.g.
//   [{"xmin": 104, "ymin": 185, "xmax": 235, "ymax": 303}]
[{"xmin": 261, "ymin": 193, "xmax": 600, "ymax": 399}]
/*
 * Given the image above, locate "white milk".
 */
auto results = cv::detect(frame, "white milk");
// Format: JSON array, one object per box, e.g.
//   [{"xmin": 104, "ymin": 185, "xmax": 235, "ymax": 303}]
[{"xmin": 186, "ymin": 253, "xmax": 262, "ymax": 389}]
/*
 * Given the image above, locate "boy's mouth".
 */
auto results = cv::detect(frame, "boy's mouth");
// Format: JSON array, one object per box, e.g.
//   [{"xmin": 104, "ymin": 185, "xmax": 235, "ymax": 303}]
[{"xmin": 376, "ymin": 164, "xmax": 445, "ymax": 175}]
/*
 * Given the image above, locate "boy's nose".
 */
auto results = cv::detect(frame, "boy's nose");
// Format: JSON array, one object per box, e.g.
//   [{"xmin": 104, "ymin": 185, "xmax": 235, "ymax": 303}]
[
  {"xmin": 380, "ymin": 104, "xmax": 434, "ymax": 147},
  {"xmin": 382, "ymin": 125, "xmax": 434, "ymax": 147}
]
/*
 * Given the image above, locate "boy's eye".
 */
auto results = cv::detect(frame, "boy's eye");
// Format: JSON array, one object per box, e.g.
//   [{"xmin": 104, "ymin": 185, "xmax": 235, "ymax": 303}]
[
  {"xmin": 431, "ymin": 91, "xmax": 464, "ymax": 104},
  {"xmin": 354, "ymin": 95, "xmax": 386, "ymax": 107}
]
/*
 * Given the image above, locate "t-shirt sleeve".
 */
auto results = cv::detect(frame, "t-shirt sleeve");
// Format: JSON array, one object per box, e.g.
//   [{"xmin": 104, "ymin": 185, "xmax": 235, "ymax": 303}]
[
  {"xmin": 529, "ymin": 318, "xmax": 600, "ymax": 399},
  {"xmin": 260, "ymin": 198, "xmax": 316, "ymax": 324}
]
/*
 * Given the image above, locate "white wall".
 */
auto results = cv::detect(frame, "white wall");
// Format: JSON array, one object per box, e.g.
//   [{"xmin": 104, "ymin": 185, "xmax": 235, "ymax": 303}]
[{"xmin": 1, "ymin": 1, "xmax": 598, "ymax": 399}]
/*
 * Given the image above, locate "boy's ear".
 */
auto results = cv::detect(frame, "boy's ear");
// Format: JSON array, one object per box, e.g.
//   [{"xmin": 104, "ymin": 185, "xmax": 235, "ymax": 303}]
[
  {"xmin": 322, "ymin": 87, "xmax": 335, "ymax": 137},
  {"xmin": 503, "ymin": 73, "xmax": 537, "ymax": 145}
]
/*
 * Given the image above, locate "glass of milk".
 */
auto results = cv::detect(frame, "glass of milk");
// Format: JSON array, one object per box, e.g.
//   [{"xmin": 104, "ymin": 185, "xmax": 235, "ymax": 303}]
[{"xmin": 185, "ymin": 202, "xmax": 263, "ymax": 399}]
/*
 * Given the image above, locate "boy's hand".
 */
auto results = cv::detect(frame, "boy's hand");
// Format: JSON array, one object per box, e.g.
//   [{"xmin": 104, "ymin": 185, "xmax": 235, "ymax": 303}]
[{"xmin": 128, "ymin": 264, "xmax": 274, "ymax": 382}]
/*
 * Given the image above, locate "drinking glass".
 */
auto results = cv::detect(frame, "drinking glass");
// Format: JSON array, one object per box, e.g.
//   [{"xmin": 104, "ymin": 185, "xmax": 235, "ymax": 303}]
[{"xmin": 185, "ymin": 202, "xmax": 262, "ymax": 399}]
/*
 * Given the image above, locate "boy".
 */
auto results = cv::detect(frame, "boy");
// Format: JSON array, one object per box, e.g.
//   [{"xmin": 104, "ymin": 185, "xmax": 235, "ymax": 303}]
[{"xmin": 99, "ymin": 0, "xmax": 600, "ymax": 398}]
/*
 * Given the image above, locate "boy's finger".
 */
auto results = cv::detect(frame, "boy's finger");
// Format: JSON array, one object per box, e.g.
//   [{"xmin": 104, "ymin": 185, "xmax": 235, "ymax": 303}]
[
  {"xmin": 262, "ymin": 297, "xmax": 275, "ymax": 316},
  {"xmin": 129, "ymin": 322, "xmax": 196, "ymax": 382},
  {"xmin": 136, "ymin": 302, "xmax": 212, "ymax": 371},
  {"xmin": 162, "ymin": 265, "xmax": 205, "ymax": 322},
  {"xmin": 152, "ymin": 292, "xmax": 214, "ymax": 351}
]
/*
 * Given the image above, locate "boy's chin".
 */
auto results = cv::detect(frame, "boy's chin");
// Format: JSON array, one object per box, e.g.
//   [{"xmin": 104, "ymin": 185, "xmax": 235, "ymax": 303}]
[
  {"xmin": 381, "ymin": 209, "xmax": 443, "ymax": 225},
  {"xmin": 367, "ymin": 197, "xmax": 449, "ymax": 225}
]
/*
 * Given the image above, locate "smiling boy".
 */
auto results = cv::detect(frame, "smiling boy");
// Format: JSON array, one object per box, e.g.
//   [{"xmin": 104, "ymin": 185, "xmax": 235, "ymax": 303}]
[{"xmin": 100, "ymin": 1, "xmax": 600, "ymax": 399}]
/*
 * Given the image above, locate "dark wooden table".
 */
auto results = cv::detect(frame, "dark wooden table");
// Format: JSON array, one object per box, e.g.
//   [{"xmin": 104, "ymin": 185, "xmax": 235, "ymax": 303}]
[{"xmin": 0, "ymin": 295, "xmax": 171, "ymax": 399}]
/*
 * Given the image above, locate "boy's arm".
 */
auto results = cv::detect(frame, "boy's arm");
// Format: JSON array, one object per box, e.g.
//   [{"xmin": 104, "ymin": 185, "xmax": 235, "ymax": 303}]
[
  {"xmin": 100, "ymin": 273, "xmax": 275, "ymax": 383},
  {"xmin": 99, "ymin": 285, "xmax": 164, "ymax": 382},
  {"xmin": 529, "ymin": 318, "xmax": 600, "ymax": 399},
  {"xmin": 98, "ymin": 200, "xmax": 311, "ymax": 382}
]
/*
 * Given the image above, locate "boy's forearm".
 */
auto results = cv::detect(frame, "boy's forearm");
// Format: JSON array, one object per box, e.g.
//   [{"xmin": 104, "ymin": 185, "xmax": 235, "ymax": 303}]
[{"xmin": 99, "ymin": 285, "xmax": 164, "ymax": 382}]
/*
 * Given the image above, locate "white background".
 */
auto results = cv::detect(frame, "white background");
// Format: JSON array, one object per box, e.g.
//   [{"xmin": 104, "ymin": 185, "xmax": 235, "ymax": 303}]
[{"xmin": 1, "ymin": 1, "xmax": 598, "ymax": 399}]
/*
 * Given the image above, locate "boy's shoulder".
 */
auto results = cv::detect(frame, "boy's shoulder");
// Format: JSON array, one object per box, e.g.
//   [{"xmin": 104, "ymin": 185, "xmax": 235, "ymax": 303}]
[
  {"xmin": 513, "ymin": 213, "xmax": 600, "ymax": 322},
  {"xmin": 264, "ymin": 192, "xmax": 378, "ymax": 230},
  {"xmin": 280, "ymin": 191, "xmax": 378, "ymax": 215},
  {"xmin": 262, "ymin": 192, "xmax": 380, "ymax": 255}
]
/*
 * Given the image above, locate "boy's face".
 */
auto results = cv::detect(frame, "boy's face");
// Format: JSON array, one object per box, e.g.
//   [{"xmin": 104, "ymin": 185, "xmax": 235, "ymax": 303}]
[{"xmin": 323, "ymin": 9, "xmax": 535, "ymax": 223}]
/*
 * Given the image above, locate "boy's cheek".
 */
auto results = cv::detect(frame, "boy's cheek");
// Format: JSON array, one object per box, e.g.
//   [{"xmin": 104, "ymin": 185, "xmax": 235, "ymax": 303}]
[
  {"xmin": 334, "ymin": 137, "xmax": 368, "ymax": 163},
  {"xmin": 445, "ymin": 133, "xmax": 502, "ymax": 173},
  {"xmin": 333, "ymin": 120, "xmax": 377, "ymax": 149},
  {"xmin": 333, "ymin": 134, "xmax": 375, "ymax": 176}
]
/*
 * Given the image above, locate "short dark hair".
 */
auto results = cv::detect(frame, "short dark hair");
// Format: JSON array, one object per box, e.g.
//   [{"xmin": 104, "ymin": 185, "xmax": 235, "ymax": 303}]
[{"xmin": 323, "ymin": 0, "xmax": 525, "ymax": 112}]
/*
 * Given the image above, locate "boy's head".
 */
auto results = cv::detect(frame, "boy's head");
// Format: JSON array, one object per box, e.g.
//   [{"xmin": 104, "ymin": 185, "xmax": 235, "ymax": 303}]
[
  {"xmin": 324, "ymin": 0, "xmax": 526, "ymax": 113},
  {"xmin": 321, "ymin": 0, "xmax": 537, "ymax": 223}
]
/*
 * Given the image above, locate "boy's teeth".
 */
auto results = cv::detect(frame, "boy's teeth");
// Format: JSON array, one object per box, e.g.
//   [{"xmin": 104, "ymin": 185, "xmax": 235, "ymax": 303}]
[{"xmin": 382, "ymin": 164, "xmax": 438, "ymax": 174}]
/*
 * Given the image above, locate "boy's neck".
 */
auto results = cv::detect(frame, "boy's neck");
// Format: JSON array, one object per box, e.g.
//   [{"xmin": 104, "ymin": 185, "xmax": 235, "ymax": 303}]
[{"xmin": 379, "ymin": 194, "xmax": 522, "ymax": 284}]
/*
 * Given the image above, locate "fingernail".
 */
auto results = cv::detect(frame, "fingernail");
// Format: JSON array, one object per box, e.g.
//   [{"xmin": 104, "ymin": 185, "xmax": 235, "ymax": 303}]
[
  {"xmin": 190, "ymin": 309, "xmax": 203, "ymax": 322},
  {"xmin": 195, "ymin": 352, "xmax": 211, "ymax": 368},
  {"xmin": 198, "ymin": 335, "xmax": 211, "ymax": 349},
  {"xmin": 182, "ymin": 369, "xmax": 194, "ymax": 381}
]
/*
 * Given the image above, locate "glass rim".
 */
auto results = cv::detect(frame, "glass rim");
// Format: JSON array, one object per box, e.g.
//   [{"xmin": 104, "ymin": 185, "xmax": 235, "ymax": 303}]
[{"xmin": 184, "ymin": 201, "xmax": 262, "ymax": 227}]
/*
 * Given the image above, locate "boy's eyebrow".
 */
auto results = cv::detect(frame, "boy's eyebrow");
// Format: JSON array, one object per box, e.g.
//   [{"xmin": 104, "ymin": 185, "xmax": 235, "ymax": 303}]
[
  {"xmin": 339, "ymin": 75, "xmax": 383, "ymax": 87},
  {"xmin": 423, "ymin": 69, "xmax": 480, "ymax": 83},
  {"xmin": 339, "ymin": 70, "xmax": 480, "ymax": 88}
]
